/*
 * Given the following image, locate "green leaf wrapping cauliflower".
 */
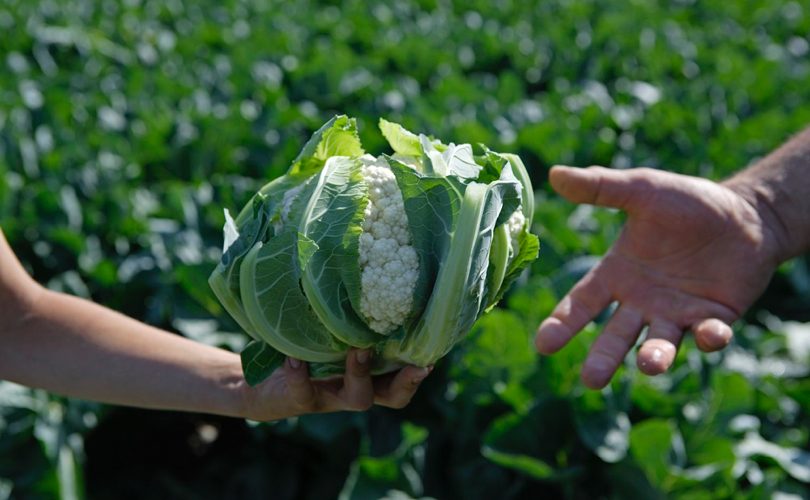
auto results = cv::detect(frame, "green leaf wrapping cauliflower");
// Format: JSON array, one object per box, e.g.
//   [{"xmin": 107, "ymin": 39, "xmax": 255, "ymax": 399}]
[{"xmin": 209, "ymin": 116, "xmax": 539, "ymax": 385}]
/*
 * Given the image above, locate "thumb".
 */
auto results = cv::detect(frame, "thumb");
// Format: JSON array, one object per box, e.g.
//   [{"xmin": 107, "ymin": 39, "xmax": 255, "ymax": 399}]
[{"xmin": 550, "ymin": 165, "xmax": 644, "ymax": 210}]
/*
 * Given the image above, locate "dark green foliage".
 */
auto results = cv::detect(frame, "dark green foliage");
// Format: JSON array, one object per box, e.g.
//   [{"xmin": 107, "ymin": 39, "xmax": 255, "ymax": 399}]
[
  {"xmin": 1, "ymin": 0, "xmax": 809, "ymax": 498},
  {"xmin": 241, "ymin": 341, "xmax": 285, "ymax": 387}
]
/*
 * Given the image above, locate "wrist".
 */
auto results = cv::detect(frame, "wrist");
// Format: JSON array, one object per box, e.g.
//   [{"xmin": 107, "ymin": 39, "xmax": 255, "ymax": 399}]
[
  {"xmin": 231, "ymin": 368, "xmax": 283, "ymax": 421},
  {"xmin": 235, "ymin": 380, "xmax": 288, "ymax": 422},
  {"xmin": 723, "ymin": 127, "xmax": 810, "ymax": 262},
  {"xmin": 219, "ymin": 362, "xmax": 255, "ymax": 419},
  {"xmin": 232, "ymin": 377, "xmax": 254, "ymax": 419},
  {"xmin": 723, "ymin": 176, "xmax": 795, "ymax": 265},
  {"xmin": 199, "ymin": 353, "xmax": 256, "ymax": 419}
]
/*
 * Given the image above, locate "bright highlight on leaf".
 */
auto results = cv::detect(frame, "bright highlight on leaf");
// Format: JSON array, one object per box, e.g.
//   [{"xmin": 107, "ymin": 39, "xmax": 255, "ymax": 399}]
[{"xmin": 209, "ymin": 115, "xmax": 540, "ymax": 384}]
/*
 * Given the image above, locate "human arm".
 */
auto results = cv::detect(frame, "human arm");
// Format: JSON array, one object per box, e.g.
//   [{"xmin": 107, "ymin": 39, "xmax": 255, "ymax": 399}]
[
  {"xmin": 0, "ymin": 230, "xmax": 429, "ymax": 420},
  {"xmin": 723, "ymin": 127, "xmax": 810, "ymax": 262},
  {"xmin": 534, "ymin": 127, "xmax": 810, "ymax": 389}
]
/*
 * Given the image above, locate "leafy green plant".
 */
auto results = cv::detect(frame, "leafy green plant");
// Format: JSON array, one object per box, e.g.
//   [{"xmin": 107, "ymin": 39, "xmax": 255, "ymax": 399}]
[
  {"xmin": 1, "ymin": 0, "xmax": 809, "ymax": 498},
  {"xmin": 210, "ymin": 115, "xmax": 538, "ymax": 383}
]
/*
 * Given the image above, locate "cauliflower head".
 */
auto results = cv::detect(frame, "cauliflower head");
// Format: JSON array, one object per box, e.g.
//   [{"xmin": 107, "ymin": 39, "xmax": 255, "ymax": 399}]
[
  {"xmin": 357, "ymin": 155, "xmax": 419, "ymax": 334},
  {"xmin": 209, "ymin": 115, "xmax": 539, "ymax": 385}
]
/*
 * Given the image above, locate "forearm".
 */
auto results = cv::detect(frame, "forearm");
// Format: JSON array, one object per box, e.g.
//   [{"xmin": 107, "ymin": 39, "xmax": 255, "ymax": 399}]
[
  {"xmin": 0, "ymin": 287, "xmax": 249, "ymax": 417},
  {"xmin": 724, "ymin": 126, "xmax": 810, "ymax": 262}
]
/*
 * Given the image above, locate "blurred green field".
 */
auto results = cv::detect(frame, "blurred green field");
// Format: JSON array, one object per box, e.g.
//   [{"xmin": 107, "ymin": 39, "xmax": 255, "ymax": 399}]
[{"xmin": 2, "ymin": 0, "xmax": 810, "ymax": 498}]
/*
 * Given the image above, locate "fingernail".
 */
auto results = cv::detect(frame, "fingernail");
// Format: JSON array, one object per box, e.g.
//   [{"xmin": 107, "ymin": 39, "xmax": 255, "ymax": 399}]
[
  {"xmin": 289, "ymin": 358, "xmax": 302, "ymax": 369},
  {"xmin": 356, "ymin": 349, "xmax": 371, "ymax": 365}
]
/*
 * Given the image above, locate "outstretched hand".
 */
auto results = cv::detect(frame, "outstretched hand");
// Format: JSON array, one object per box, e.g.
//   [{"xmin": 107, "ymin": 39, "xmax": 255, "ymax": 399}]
[
  {"xmin": 243, "ymin": 350, "xmax": 431, "ymax": 421},
  {"xmin": 535, "ymin": 165, "xmax": 782, "ymax": 389}
]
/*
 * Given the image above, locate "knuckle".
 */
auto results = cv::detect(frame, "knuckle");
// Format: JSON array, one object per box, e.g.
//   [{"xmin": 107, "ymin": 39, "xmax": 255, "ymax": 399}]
[
  {"xmin": 390, "ymin": 394, "xmax": 413, "ymax": 409},
  {"xmin": 349, "ymin": 396, "xmax": 374, "ymax": 412},
  {"xmin": 294, "ymin": 394, "xmax": 319, "ymax": 413},
  {"xmin": 288, "ymin": 380, "xmax": 318, "ymax": 412},
  {"xmin": 587, "ymin": 348, "xmax": 620, "ymax": 373},
  {"xmin": 386, "ymin": 379, "xmax": 422, "ymax": 409},
  {"xmin": 351, "ymin": 364, "xmax": 371, "ymax": 378},
  {"xmin": 594, "ymin": 333, "xmax": 627, "ymax": 355},
  {"xmin": 376, "ymin": 394, "xmax": 408, "ymax": 409}
]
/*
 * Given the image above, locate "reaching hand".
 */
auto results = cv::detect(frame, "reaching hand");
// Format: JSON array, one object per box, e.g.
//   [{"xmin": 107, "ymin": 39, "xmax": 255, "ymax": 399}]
[
  {"xmin": 243, "ymin": 350, "xmax": 431, "ymax": 420},
  {"xmin": 535, "ymin": 165, "xmax": 783, "ymax": 389}
]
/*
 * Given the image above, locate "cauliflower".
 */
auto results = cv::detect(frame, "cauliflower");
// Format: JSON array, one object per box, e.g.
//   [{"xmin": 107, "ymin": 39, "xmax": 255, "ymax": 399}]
[
  {"xmin": 505, "ymin": 208, "xmax": 526, "ymax": 258},
  {"xmin": 210, "ymin": 115, "xmax": 539, "ymax": 384},
  {"xmin": 357, "ymin": 155, "xmax": 419, "ymax": 334}
]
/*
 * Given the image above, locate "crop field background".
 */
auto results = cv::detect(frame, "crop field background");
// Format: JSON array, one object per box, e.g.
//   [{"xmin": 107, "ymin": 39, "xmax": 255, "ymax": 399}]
[{"xmin": 2, "ymin": 0, "xmax": 810, "ymax": 498}]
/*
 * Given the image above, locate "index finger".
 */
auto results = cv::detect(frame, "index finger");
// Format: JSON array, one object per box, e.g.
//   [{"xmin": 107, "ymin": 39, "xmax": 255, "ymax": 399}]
[
  {"xmin": 338, "ymin": 349, "xmax": 375, "ymax": 411},
  {"xmin": 535, "ymin": 265, "xmax": 612, "ymax": 354}
]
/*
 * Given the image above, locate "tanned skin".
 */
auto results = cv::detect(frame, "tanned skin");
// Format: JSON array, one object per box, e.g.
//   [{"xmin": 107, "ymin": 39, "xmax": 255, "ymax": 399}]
[
  {"xmin": 536, "ymin": 127, "xmax": 810, "ymax": 388},
  {"xmin": 0, "ymin": 231, "xmax": 430, "ymax": 420}
]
